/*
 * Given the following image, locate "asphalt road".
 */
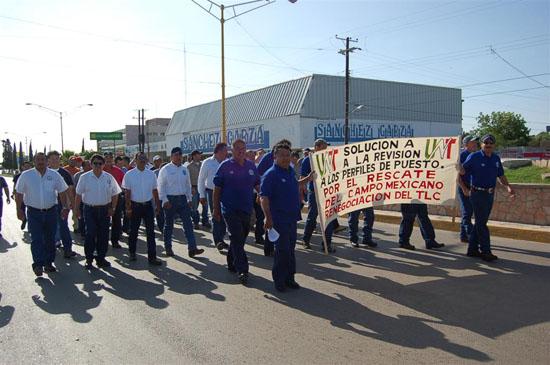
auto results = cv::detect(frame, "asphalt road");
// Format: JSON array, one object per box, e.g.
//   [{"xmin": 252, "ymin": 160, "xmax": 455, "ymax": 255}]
[{"xmin": 0, "ymin": 205, "xmax": 549, "ymax": 364}]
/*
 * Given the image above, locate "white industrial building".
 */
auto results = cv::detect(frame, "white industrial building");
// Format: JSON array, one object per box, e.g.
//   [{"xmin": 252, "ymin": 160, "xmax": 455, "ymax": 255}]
[{"xmin": 165, "ymin": 74, "xmax": 462, "ymax": 154}]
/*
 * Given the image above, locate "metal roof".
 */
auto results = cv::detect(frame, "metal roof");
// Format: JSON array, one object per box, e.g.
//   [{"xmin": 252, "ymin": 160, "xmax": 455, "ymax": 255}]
[{"xmin": 166, "ymin": 74, "xmax": 461, "ymax": 136}]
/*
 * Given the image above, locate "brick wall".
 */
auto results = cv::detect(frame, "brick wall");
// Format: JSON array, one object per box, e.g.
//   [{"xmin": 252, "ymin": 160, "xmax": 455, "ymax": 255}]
[{"xmin": 375, "ymin": 183, "xmax": 550, "ymax": 226}]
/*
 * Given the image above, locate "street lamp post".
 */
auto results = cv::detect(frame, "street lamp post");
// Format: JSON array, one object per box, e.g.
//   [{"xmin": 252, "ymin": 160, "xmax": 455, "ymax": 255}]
[
  {"xmin": 191, "ymin": 0, "xmax": 275, "ymax": 142},
  {"xmin": 25, "ymin": 103, "xmax": 93, "ymax": 153}
]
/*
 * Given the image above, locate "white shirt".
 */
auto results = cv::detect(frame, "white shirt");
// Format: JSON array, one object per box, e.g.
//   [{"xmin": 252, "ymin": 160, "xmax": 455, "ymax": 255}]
[
  {"xmin": 122, "ymin": 167, "xmax": 158, "ymax": 203},
  {"xmin": 157, "ymin": 162, "xmax": 193, "ymax": 204},
  {"xmin": 76, "ymin": 171, "xmax": 121, "ymax": 206},
  {"xmin": 15, "ymin": 168, "xmax": 68, "ymax": 209},
  {"xmin": 197, "ymin": 155, "xmax": 222, "ymax": 198}
]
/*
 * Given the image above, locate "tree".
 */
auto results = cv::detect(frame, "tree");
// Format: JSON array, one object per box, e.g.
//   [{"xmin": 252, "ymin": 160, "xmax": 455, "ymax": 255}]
[
  {"xmin": 528, "ymin": 131, "xmax": 550, "ymax": 147},
  {"xmin": 1, "ymin": 139, "xmax": 14, "ymax": 171},
  {"xmin": 12, "ymin": 143, "xmax": 17, "ymax": 170},
  {"xmin": 19, "ymin": 141, "xmax": 24, "ymax": 168},
  {"xmin": 62, "ymin": 149, "xmax": 75, "ymax": 166},
  {"xmin": 29, "ymin": 140, "xmax": 34, "ymax": 162},
  {"xmin": 81, "ymin": 138, "xmax": 85, "ymax": 153},
  {"xmin": 470, "ymin": 112, "xmax": 531, "ymax": 147}
]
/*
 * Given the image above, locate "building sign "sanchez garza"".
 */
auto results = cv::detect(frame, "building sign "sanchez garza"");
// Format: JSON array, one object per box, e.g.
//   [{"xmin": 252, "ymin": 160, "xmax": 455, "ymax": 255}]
[{"xmin": 181, "ymin": 124, "xmax": 270, "ymax": 153}]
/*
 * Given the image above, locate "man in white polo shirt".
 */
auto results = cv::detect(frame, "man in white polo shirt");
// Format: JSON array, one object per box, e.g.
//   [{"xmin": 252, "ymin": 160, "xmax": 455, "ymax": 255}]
[
  {"xmin": 74, "ymin": 154, "xmax": 121, "ymax": 270},
  {"xmin": 122, "ymin": 152, "xmax": 162, "ymax": 266},
  {"xmin": 15, "ymin": 153, "xmax": 70, "ymax": 277}
]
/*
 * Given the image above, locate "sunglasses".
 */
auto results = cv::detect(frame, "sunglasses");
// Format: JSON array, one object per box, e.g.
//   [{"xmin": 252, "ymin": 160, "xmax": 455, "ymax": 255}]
[
  {"xmin": 93, "ymin": 162, "xmax": 104, "ymax": 166},
  {"xmin": 483, "ymin": 141, "xmax": 495, "ymax": 145}
]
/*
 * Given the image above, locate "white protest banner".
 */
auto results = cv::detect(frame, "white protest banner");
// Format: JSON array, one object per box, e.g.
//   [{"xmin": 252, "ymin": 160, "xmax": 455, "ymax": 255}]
[{"xmin": 310, "ymin": 136, "xmax": 461, "ymax": 231}]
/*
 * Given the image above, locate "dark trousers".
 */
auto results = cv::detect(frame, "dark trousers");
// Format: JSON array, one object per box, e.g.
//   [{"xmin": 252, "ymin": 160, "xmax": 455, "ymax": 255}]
[
  {"xmin": 121, "ymin": 193, "xmax": 130, "ymax": 233},
  {"xmin": 206, "ymin": 188, "xmax": 226, "ymax": 243},
  {"xmin": 223, "ymin": 211, "xmax": 250, "ymax": 274},
  {"xmin": 191, "ymin": 185, "xmax": 209, "ymax": 225},
  {"xmin": 348, "ymin": 207, "xmax": 375, "ymax": 243},
  {"xmin": 84, "ymin": 205, "xmax": 110, "ymax": 262},
  {"xmin": 0, "ymin": 200, "xmax": 3, "ymax": 232},
  {"xmin": 272, "ymin": 222, "xmax": 297, "ymax": 285},
  {"xmin": 399, "ymin": 203, "xmax": 436, "ymax": 247},
  {"xmin": 27, "ymin": 207, "xmax": 57, "ymax": 268},
  {"xmin": 128, "ymin": 202, "xmax": 157, "ymax": 260},
  {"xmin": 163, "ymin": 195, "xmax": 197, "ymax": 250},
  {"xmin": 78, "ymin": 201, "xmax": 85, "ymax": 235},
  {"xmin": 253, "ymin": 192, "xmax": 274, "ymax": 255},
  {"xmin": 302, "ymin": 190, "xmax": 335, "ymax": 249},
  {"xmin": 56, "ymin": 202, "xmax": 73, "ymax": 253},
  {"xmin": 469, "ymin": 190, "xmax": 494, "ymax": 254},
  {"xmin": 457, "ymin": 186, "xmax": 474, "ymax": 240},
  {"xmin": 111, "ymin": 196, "xmax": 123, "ymax": 244}
]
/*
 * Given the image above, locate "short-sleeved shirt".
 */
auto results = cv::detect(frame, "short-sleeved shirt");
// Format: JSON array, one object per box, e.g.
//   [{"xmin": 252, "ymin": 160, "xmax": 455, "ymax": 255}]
[
  {"xmin": 15, "ymin": 168, "xmax": 68, "ymax": 209},
  {"xmin": 157, "ymin": 162, "xmax": 193, "ymax": 204},
  {"xmin": 122, "ymin": 167, "xmax": 158, "ymax": 203},
  {"xmin": 459, "ymin": 149, "xmax": 473, "ymax": 185},
  {"xmin": 187, "ymin": 161, "xmax": 202, "ymax": 186},
  {"xmin": 63, "ymin": 165, "xmax": 80, "ymax": 176},
  {"xmin": 76, "ymin": 171, "xmax": 121, "ymax": 206},
  {"xmin": 0, "ymin": 177, "xmax": 7, "ymax": 198},
  {"xmin": 54, "ymin": 167, "xmax": 74, "ymax": 187},
  {"xmin": 213, "ymin": 158, "xmax": 260, "ymax": 215},
  {"xmin": 260, "ymin": 164, "xmax": 301, "ymax": 223},
  {"xmin": 299, "ymin": 155, "xmax": 314, "ymax": 191},
  {"xmin": 462, "ymin": 150, "xmax": 504, "ymax": 189},
  {"xmin": 103, "ymin": 165, "xmax": 124, "ymax": 186},
  {"xmin": 257, "ymin": 150, "xmax": 274, "ymax": 176}
]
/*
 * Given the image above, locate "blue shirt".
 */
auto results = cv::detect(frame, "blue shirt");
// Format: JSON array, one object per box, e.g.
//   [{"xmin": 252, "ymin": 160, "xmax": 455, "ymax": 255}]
[
  {"xmin": 55, "ymin": 167, "xmax": 74, "ymax": 203},
  {"xmin": 260, "ymin": 164, "xmax": 301, "ymax": 223},
  {"xmin": 459, "ymin": 149, "xmax": 473, "ymax": 185},
  {"xmin": 213, "ymin": 158, "xmax": 260, "ymax": 215},
  {"xmin": 257, "ymin": 150, "xmax": 274, "ymax": 176},
  {"xmin": 299, "ymin": 155, "xmax": 314, "ymax": 191},
  {"xmin": 462, "ymin": 150, "xmax": 504, "ymax": 189}
]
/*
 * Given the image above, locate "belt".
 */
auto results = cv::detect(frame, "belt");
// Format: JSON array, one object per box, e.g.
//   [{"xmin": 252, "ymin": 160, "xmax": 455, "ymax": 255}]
[
  {"xmin": 28, "ymin": 205, "xmax": 56, "ymax": 212},
  {"xmin": 471, "ymin": 185, "xmax": 495, "ymax": 193},
  {"xmin": 84, "ymin": 204, "xmax": 111, "ymax": 209},
  {"xmin": 205, "ymin": 188, "xmax": 213, "ymax": 192},
  {"xmin": 167, "ymin": 194, "xmax": 186, "ymax": 198},
  {"xmin": 131, "ymin": 201, "xmax": 152, "ymax": 206}
]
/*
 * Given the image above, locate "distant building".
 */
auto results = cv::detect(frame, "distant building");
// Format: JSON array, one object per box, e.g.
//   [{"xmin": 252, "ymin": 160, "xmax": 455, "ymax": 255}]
[
  {"xmin": 125, "ymin": 118, "xmax": 170, "ymax": 160},
  {"xmin": 165, "ymin": 74, "xmax": 462, "ymax": 154}
]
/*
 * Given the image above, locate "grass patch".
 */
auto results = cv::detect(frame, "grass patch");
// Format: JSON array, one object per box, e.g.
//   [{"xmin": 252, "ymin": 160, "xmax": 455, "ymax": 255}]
[{"xmin": 504, "ymin": 164, "xmax": 550, "ymax": 184}]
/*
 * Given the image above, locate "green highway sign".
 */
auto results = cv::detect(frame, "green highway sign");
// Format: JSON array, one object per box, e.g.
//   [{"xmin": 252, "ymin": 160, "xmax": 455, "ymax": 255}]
[{"xmin": 90, "ymin": 132, "xmax": 123, "ymax": 140}]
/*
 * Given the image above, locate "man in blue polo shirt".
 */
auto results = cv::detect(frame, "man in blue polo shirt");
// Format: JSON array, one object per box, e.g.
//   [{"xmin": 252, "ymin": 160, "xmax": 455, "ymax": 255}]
[
  {"xmin": 260, "ymin": 144, "xmax": 306, "ymax": 292},
  {"xmin": 213, "ymin": 139, "xmax": 260, "ymax": 284},
  {"xmin": 460, "ymin": 134, "xmax": 516, "ymax": 262},
  {"xmin": 457, "ymin": 135, "xmax": 478, "ymax": 243}
]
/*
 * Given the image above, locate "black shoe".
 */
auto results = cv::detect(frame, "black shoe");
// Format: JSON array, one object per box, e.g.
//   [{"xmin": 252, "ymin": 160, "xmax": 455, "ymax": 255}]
[
  {"xmin": 467, "ymin": 250, "xmax": 482, "ymax": 258},
  {"xmin": 216, "ymin": 242, "xmax": 225, "ymax": 252},
  {"xmin": 460, "ymin": 237, "xmax": 469, "ymax": 243},
  {"xmin": 481, "ymin": 253, "xmax": 498, "ymax": 262},
  {"xmin": 74, "ymin": 228, "xmax": 81, "ymax": 234},
  {"xmin": 351, "ymin": 241, "xmax": 360, "ymax": 248},
  {"xmin": 148, "ymin": 258, "xmax": 162, "ymax": 266},
  {"xmin": 238, "ymin": 272, "xmax": 248, "ymax": 284},
  {"xmin": 255, "ymin": 237, "xmax": 266, "ymax": 245},
  {"xmin": 189, "ymin": 248, "xmax": 204, "ymax": 258},
  {"xmin": 194, "ymin": 223, "xmax": 199, "ymax": 230},
  {"xmin": 286, "ymin": 281, "xmax": 301, "ymax": 289},
  {"xmin": 112, "ymin": 242, "xmax": 122, "ymax": 249},
  {"xmin": 44, "ymin": 264, "xmax": 57, "ymax": 273},
  {"xmin": 223, "ymin": 242, "xmax": 229, "ymax": 249},
  {"xmin": 302, "ymin": 240, "xmax": 311, "ymax": 249},
  {"xmin": 165, "ymin": 248, "xmax": 174, "ymax": 257},
  {"xmin": 426, "ymin": 241, "xmax": 445, "ymax": 250},
  {"xmin": 33, "ymin": 266, "xmax": 43, "ymax": 277},
  {"xmin": 64, "ymin": 251, "xmax": 77, "ymax": 258},
  {"xmin": 96, "ymin": 259, "xmax": 111, "ymax": 268},
  {"xmin": 363, "ymin": 240, "xmax": 378, "ymax": 248},
  {"xmin": 85, "ymin": 261, "xmax": 94, "ymax": 270},
  {"xmin": 400, "ymin": 243, "xmax": 416, "ymax": 250},
  {"xmin": 129, "ymin": 252, "xmax": 137, "ymax": 261},
  {"xmin": 228, "ymin": 266, "xmax": 236, "ymax": 273},
  {"xmin": 323, "ymin": 247, "xmax": 336, "ymax": 253},
  {"xmin": 264, "ymin": 251, "xmax": 274, "ymax": 257},
  {"xmin": 275, "ymin": 283, "xmax": 286, "ymax": 292},
  {"xmin": 334, "ymin": 226, "xmax": 346, "ymax": 233},
  {"xmin": 202, "ymin": 222, "xmax": 212, "ymax": 229}
]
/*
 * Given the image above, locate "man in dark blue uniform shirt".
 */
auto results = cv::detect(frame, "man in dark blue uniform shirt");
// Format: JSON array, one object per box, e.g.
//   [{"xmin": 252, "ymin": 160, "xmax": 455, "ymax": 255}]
[
  {"xmin": 457, "ymin": 135, "xmax": 478, "ymax": 243},
  {"xmin": 460, "ymin": 134, "xmax": 516, "ymax": 262},
  {"xmin": 213, "ymin": 139, "xmax": 261, "ymax": 284},
  {"xmin": 260, "ymin": 144, "xmax": 312, "ymax": 292}
]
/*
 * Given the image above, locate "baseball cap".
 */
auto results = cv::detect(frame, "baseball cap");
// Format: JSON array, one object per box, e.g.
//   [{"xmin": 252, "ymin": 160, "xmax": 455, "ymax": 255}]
[
  {"xmin": 103, "ymin": 151, "xmax": 114, "ymax": 156},
  {"xmin": 463, "ymin": 135, "xmax": 479, "ymax": 144},
  {"xmin": 153, "ymin": 155, "xmax": 161, "ymax": 161},
  {"xmin": 191, "ymin": 149, "xmax": 202, "ymax": 156},
  {"xmin": 481, "ymin": 134, "xmax": 496, "ymax": 143},
  {"xmin": 314, "ymin": 138, "xmax": 330, "ymax": 147},
  {"xmin": 303, "ymin": 147, "xmax": 311, "ymax": 152},
  {"xmin": 171, "ymin": 147, "xmax": 183, "ymax": 155}
]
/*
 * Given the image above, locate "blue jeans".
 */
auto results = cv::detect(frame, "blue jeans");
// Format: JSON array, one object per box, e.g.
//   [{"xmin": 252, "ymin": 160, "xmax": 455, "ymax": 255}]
[
  {"xmin": 83, "ymin": 205, "xmax": 110, "ymax": 262},
  {"xmin": 469, "ymin": 190, "xmax": 494, "ymax": 254},
  {"xmin": 272, "ymin": 221, "xmax": 297, "ymax": 285},
  {"xmin": 152, "ymin": 198, "xmax": 164, "ymax": 232},
  {"xmin": 163, "ymin": 195, "xmax": 197, "ymax": 250},
  {"xmin": 348, "ymin": 207, "xmax": 375, "ymax": 243},
  {"xmin": 223, "ymin": 211, "xmax": 250, "ymax": 274},
  {"xmin": 27, "ymin": 206, "xmax": 57, "ymax": 268},
  {"xmin": 302, "ymin": 190, "xmax": 334, "ymax": 249},
  {"xmin": 206, "ymin": 188, "xmax": 226, "ymax": 244},
  {"xmin": 191, "ymin": 185, "xmax": 209, "ymax": 225},
  {"xmin": 78, "ymin": 201, "xmax": 85, "ymax": 235},
  {"xmin": 128, "ymin": 202, "xmax": 157, "ymax": 260},
  {"xmin": 457, "ymin": 186, "xmax": 474, "ymax": 240},
  {"xmin": 56, "ymin": 202, "xmax": 73, "ymax": 253},
  {"xmin": 399, "ymin": 203, "xmax": 436, "ymax": 246}
]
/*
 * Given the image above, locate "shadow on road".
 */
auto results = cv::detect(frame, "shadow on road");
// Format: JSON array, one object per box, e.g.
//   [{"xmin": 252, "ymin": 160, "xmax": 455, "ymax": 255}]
[
  {"xmin": 0, "ymin": 236, "xmax": 17, "ymax": 253},
  {"xmin": 0, "ymin": 293, "xmax": 15, "ymax": 328}
]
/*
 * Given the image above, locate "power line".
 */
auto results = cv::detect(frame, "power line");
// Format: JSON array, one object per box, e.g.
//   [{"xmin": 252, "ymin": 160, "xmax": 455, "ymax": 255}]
[
  {"xmin": 464, "ymin": 86, "xmax": 548, "ymax": 98},
  {"xmin": 490, "ymin": 46, "xmax": 550, "ymax": 88}
]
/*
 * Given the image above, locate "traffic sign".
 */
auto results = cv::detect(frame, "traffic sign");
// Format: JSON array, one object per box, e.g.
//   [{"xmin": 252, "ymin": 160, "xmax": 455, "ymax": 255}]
[{"xmin": 90, "ymin": 132, "xmax": 123, "ymax": 140}]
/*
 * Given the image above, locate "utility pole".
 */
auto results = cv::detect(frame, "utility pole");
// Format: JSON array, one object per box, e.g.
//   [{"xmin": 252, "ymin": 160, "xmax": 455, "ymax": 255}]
[{"xmin": 336, "ymin": 35, "xmax": 361, "ymax": 145}]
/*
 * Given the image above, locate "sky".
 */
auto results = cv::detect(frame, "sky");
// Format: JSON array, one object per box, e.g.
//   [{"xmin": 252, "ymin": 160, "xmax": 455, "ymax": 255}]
[{"xmin": 1, "ymin": 0, "xmax": 549, "ymax": 156}]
